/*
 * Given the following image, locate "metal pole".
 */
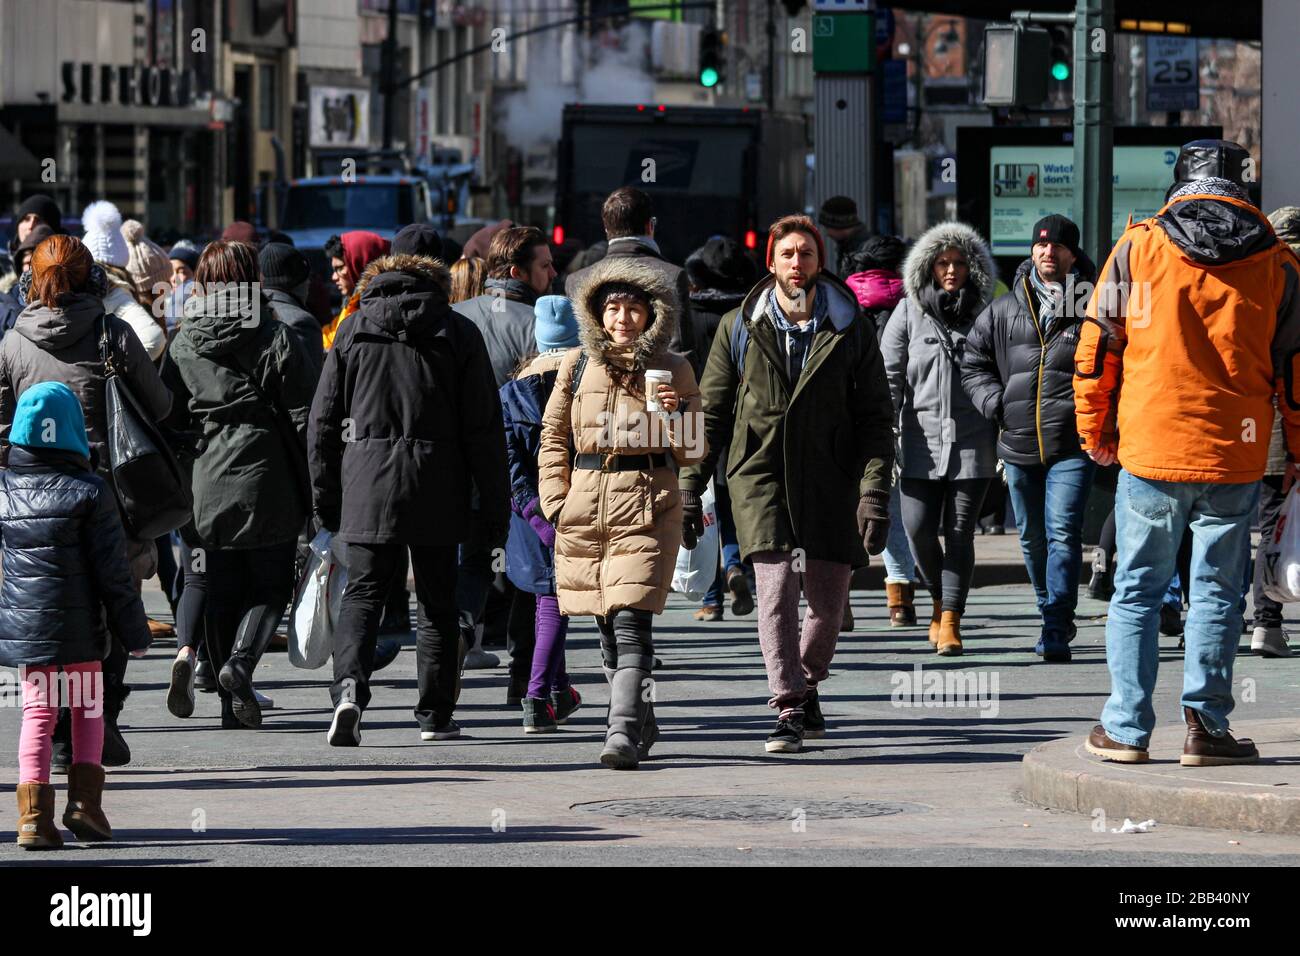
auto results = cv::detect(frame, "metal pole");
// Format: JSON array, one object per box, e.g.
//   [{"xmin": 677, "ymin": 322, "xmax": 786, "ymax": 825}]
[
  {"xmin": 1073, "ymin": 0, "xmax": 1114, "ymax": 264},
  {"xmin": 766, "ymin": 0, "xmax": 776, "ymax": 110},
  {"xmin": 382, "ymin": 0, "xmax": 400, "ymax": 149}
]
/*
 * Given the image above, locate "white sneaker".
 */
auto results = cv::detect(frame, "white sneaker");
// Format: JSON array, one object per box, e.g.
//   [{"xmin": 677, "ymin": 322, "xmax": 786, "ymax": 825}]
[
  {"xmin": 327, "ymin": 701, "xmax": 362, "ymax": 746},
  {"xmin": 1251, "ymin": 626, "xmax": 1292, "ymax": 658},
  {"xmin": 463, "ymin": 649, "xmax": 500, "ymax": 669},
  {"xmin": 253, "ymin": 688, "xmax": 274, "ymax": 709}
]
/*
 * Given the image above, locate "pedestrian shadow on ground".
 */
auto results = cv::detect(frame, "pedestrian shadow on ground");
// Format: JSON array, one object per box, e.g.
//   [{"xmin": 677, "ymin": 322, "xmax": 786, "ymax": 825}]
[
  {"xmin": 0, "ymin": 855, "xmax": 206, "ymax": 867},
  {"xmin": 79, "ymin": 824, "xmax": 636, "ymax": 849}
]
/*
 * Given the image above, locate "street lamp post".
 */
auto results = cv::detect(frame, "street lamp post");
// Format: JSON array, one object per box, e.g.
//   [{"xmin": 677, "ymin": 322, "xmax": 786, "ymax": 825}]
[{"xmin": 1073, "ymin": 0, "xmax": 1114, "ymax": 264}]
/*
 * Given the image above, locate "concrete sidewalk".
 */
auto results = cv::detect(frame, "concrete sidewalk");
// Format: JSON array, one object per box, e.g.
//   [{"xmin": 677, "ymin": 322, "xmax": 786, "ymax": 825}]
[{"xmin": 3, "ymin": 561, "xmax": 1300, "ymax": 865}]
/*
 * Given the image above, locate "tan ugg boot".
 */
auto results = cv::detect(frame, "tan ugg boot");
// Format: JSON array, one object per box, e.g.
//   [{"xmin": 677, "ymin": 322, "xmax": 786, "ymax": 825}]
[
  {"xmin": 63, "ymin": 764, "xmax": 112, "ymax": 841},
  {"xmin": 927, "ymin": 597, "xmax": 942, "ymax": 645},
  {"xmin": 936, "ymin": 611, "xmax": 963, "ymax": 656},
  {"xmin": 16, "ymin": 782, "xmax": 63, "ymax": 850},
  {"xmin": 887, "ymin": 583, "xmax": 917, "ymax": 627}
]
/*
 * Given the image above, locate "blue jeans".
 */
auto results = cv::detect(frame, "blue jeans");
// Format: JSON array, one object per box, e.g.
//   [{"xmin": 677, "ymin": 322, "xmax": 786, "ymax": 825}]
[
  {"xmin": 703, "ymin": 481, "xmax": 743, "ymax": 607},
  {"xmin": 882, "ymin": 480, "xmax": 916, "ymax": 583},
  {"xmin": 1101, "ymin": 470, "xmax": 1259, "ymax": 748},
  {"xmin": 1004, "ymin": 453, "xmax": 1096, "ymax": 637}
]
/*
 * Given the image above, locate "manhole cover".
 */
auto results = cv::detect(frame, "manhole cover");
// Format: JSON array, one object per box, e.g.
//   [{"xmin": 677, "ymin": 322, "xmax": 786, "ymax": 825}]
[{"xmin": 572, "ymin": 796, "xmax": 925, "ymax": 822}]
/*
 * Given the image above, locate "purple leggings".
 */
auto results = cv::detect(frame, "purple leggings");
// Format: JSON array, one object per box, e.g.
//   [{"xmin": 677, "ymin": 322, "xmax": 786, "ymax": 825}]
[{"xmin": 527, "ymin": 594, "xmax": 570, "ymax": 699}]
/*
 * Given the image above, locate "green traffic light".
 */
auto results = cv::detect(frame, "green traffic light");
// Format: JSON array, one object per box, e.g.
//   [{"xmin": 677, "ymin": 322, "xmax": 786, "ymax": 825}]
[
  {"xmin": 1052, "ymin": 61, "xmax": 1070, "ymax": 81},
  {"xmin": 700, "ymin": 67, "xmax": 719, "ymax": 87}
]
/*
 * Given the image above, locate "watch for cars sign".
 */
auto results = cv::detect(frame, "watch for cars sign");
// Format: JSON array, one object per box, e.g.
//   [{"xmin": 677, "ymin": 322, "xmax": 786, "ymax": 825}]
[{"xmin": 1146, "ymin": 36, "xmax": 1200, "ymax": 113}]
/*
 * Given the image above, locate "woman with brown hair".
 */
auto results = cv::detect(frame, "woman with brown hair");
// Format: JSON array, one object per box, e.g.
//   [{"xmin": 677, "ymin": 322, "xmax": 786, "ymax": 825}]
[
  {"xmin": 537, "ymin": 257, "xmax": 706, "ymax": 769},
  {"xmin": 0, "ymin": 233, "xmax": 172, "ymax": 767},
  {"xmin": 449, "ymin": 256, "xmax": 486, "ymax": 304},
  {"xmin": 167, "ymin": 240, "xmax": 317, "ymax": 730}
]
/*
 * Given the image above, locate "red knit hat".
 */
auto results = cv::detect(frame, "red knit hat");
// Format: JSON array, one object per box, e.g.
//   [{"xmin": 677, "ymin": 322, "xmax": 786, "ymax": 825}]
[{"xmin": 764, "ymin": 215, "xmax": 826, "ymax": 269}]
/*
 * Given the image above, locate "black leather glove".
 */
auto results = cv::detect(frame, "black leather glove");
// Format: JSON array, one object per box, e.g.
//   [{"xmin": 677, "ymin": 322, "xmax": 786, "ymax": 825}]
[
  {"xmin": 856, "ymin": 489, "xmax": 890, "ymax": 556},
  {"xmin": 681, "ymin": 489, "xmax": 704, "ymax": 551}
]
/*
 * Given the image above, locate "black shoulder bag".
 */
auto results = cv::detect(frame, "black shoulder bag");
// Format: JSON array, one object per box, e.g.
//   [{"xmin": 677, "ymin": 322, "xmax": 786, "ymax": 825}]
[{"xmin": 98, "ymin": 317, "xmax": 193, "ymax": 539}]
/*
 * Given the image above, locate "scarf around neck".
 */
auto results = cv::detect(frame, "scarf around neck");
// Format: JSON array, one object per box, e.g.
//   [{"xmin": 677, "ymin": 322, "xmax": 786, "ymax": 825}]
[{"xmin": 485, "ymin": 276, "xmax": 540, "ymax": 307}]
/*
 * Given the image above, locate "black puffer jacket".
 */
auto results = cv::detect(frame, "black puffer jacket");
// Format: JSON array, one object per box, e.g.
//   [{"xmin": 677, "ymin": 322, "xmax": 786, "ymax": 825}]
[
  {"xmin": 308, "ymin": 254, "xmax": 509, "ymax": 546},
  {"xmin": 0, "ymin": 446, "xmax": 150, "ymax": 667},
  {"xmin": 960, "ymin": 257, "xmax": 1097, "ymax": 466}
]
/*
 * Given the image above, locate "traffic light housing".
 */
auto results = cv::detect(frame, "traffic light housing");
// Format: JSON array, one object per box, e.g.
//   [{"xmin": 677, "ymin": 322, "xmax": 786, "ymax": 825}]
[
  {"xmin": 982, "ymin": 22, "xmax": 1051, "ymax": 107},
  {"xmin": 1049, "ymin": 25, "xmax": 1071, "ymax": 85},
  {"xmin": 699, "ymin": 27, "xmax": 723, "ymax": 88}
]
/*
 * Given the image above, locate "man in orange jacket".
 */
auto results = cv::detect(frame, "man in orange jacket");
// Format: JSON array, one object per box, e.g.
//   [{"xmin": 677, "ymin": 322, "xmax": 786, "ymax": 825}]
[{"xmin": 1074, "ymin": 140, "xmax": 1300, "ymax": 767}]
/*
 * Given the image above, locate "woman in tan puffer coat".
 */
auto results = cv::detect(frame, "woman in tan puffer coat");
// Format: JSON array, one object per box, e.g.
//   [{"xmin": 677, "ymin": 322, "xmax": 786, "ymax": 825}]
[{"xmin": 538, "ymin": 256, "xmax": 705, "ymax": 769}]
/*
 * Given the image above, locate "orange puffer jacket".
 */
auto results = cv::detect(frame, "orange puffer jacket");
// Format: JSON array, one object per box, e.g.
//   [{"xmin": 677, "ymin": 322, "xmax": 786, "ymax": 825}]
[{"xmin": 1074, "ymin": 193, "xmax": 1300, "ymax": 483}]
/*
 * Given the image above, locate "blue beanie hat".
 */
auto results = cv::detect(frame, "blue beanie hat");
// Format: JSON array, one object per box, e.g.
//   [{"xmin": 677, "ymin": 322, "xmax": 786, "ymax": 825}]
[
  {"xmin": 10, "ymin": 382, "xmax": 91, "ymax": 459},
  {"xmin": 534, "ymin": 295, "xmax": 579, "ymax": 352}
]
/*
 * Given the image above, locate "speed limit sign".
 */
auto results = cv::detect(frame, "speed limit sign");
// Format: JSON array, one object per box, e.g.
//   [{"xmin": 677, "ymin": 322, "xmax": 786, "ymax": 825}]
[{"xmin": 1146, "ymin": 36, "xmax": 1199, "ymax": 112}]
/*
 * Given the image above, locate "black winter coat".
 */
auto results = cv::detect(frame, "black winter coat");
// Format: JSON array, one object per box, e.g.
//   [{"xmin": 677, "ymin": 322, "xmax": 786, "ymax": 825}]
[
  {"xmin": 265, "ymin": 287, "xmax": 325, "ymax": 383},
  {"xmin": 960, "ymin": 258, "xmax": 1096, "ymax": 466},
  {"xmin": 308, "ymin": 254, "xmax": 509, "ymax": 546},
  {"xmin": 681, "ymin": 288, "xmax": 745, "ymax": 381},
  {"xmin": 0, "ymin": 446, "xmax": 150, "ymax": 667},
  {"xmin": 169, "ymin": 292, "xmax": 316, "ymax": 549}
]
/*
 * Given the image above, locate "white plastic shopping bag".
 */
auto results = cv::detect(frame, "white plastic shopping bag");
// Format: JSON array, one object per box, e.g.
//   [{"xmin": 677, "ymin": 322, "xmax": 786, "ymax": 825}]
[
  {"xmin": 672, "ymin": 481, "xmax": 719, "ymax": 602},
  {"xmin": 288, "ymin": 530, "xmax": 347, "ymax": 669},
  {"xmin": 1261, "ymin": 484, "xmax": 1300, "ymax": 603}
]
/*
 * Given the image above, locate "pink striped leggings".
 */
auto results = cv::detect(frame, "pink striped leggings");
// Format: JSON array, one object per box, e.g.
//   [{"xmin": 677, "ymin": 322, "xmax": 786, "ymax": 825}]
[{"xmin": 18, "ymin": 662, "xmax": 104, "ymax": 784}]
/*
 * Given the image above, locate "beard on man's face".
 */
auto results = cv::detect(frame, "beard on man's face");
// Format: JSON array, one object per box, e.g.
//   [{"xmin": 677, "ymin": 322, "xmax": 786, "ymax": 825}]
[{"xmin": 775, "ymin": 270, "xmax": 818, "ymax": 304}]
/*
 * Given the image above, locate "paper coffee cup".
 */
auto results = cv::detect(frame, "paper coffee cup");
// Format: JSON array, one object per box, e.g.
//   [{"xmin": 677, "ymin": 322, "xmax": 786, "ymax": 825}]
[{"xmin": 645, "ymin": 369, "xmax": 672, "ymax": 413}]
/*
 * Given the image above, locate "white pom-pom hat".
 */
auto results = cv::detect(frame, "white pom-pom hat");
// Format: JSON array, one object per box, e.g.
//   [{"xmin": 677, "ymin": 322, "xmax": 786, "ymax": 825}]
[{"xmin": 81, "ymin": 200, "xmax": 130, "ymax": 269}]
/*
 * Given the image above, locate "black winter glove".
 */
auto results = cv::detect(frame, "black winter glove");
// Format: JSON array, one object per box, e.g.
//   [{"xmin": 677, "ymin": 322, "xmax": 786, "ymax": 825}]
[
  {"xmin": 681, "ymin": 489, "xmax": 704, "ymax": 551},
  {"xmin": 856, "ymin": 489, "xmax": 891, "ymax": 557}
]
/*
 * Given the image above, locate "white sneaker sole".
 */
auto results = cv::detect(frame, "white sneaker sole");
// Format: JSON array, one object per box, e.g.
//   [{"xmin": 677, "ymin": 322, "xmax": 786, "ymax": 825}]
[
  {"xmin": 327, "ymin": 703, "xmax": 361, "ymax": 746},
  {"xmin": 421, "ymin": 729, "xmax": 461, "ymax": 741},
  {"xmin": 765, "ymin": 739, "xmax": 803, "ymax": 753}
]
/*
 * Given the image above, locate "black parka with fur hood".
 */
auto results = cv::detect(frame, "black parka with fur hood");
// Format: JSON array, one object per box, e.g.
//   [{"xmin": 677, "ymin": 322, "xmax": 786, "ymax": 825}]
[{"xmin": 308, "ymin": 254, "xmax": 509, "ymax": 545}]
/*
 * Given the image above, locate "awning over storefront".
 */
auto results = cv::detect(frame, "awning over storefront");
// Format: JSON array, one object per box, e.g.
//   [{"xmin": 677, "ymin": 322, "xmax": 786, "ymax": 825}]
[
  {"xmin": 0, "ymin": 125, "xmax": 42, "ymax": 178},
  {"xmin": 57, "ymin": 102, "xmax": 212, "ymax": 128}
]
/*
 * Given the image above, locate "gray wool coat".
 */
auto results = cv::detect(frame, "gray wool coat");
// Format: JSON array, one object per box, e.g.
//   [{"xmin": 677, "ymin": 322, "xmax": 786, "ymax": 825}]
[{"xmin": 881, "ymin": 221, "xmax": 998, "ymax": 482}]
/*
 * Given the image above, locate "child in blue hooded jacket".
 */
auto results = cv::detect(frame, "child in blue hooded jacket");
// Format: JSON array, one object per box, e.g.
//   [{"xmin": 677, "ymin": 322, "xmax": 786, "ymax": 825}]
[
  {"xmin": 501, "ymin": 296, "xmax": 585, "ymax": 732},
  {"xmin": 0, "ymin": 382, "xmax": 151, "ymax": 849}
]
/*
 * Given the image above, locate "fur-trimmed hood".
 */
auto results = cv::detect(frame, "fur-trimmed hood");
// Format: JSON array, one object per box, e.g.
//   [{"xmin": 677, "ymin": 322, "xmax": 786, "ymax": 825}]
[
  {"xmin": 355, "ymin": 253, "xmax": 450, "ymax": 299},
  {"xmin": 901, "ymin": 221, "xmax": 996, "ymax": 308},
  {"xmin": 571, "ymin": 255, "xmax": 678, "ymax": 368},
  {"xmin": 352, "ymin": 253, "xmax": 453, "ymax": 341}
]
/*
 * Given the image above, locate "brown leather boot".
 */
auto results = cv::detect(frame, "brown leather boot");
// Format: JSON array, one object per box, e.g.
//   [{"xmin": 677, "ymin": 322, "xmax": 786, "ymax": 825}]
[
  {"xmin": 1180, "ymin": 707, "xmax": 1259, "ymax": 767},
  {"xmin": 936, "ymin": 611, "xmax": 963, "ymax": 656},
  {"xmin": 887, "ymin": 583, "xmax": 918, "ymax": 627},
  {"xmin": 63, "ymin": 764, "xmax": 112, "ymax": 841},
  {"xmin": 927, "ymin": 597, "xmax": 942, "ymax": 645},
  {"xmin": 1084, "ymin": 724, "xmax": 1149, "ymax": 763},
  {"xmin": 16, "ymin": 782, "xmax": 63, "ymax": 850}
]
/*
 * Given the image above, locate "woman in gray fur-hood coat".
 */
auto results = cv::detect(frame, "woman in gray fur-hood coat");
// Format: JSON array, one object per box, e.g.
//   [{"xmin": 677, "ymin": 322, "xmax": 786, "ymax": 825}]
[{"xmin": 881, "ymin": 221, "xmax": 998, "ymax": 482}]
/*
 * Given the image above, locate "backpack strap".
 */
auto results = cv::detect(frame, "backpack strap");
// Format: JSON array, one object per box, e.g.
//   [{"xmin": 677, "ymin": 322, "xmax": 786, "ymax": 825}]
[{"xmin": 729, "ymin": 314, "xmax": 750, "ymax": 383}]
